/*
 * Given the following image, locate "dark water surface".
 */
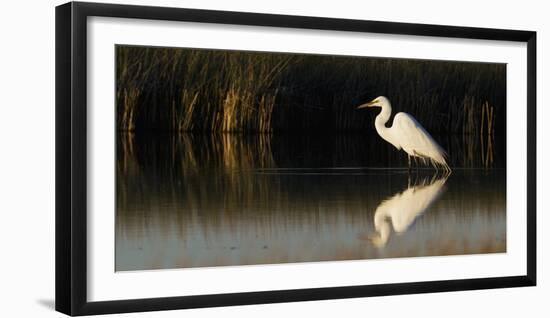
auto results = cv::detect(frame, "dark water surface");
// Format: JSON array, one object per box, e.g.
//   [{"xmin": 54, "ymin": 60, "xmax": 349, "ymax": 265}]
[{"xmin": 116, "ymin": 133, "xmax": 505, "ymax": 271}]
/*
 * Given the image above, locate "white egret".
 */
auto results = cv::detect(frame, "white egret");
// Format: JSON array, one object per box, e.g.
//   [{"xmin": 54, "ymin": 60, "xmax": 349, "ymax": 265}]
[{"xmin": 357, "ymin": 96, "xmax": 450, "ymax": 172}]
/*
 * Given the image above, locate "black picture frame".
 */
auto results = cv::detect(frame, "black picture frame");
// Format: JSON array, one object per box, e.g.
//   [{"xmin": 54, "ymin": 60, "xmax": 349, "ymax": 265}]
[{"xmin": 55, "ymin": 1, "xmax": 537, "ymax": 316}]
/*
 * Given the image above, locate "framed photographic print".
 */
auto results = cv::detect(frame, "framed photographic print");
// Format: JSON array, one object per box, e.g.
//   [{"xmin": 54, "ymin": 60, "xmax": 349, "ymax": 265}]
[{"xmin": 55, "ymin": 1, "xmax": 536, "ymax": 316}]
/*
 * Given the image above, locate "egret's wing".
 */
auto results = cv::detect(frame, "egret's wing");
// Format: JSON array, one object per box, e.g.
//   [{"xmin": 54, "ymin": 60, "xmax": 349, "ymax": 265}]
[{"xmin": 393, "ymin": 112, "xmax": 448, "ymax": 165}]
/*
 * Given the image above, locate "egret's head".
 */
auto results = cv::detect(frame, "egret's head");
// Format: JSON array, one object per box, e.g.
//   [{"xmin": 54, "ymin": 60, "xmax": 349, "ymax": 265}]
[{"xmin": 356, "ymin": 96, "xmax": 389, "ymax": 109}]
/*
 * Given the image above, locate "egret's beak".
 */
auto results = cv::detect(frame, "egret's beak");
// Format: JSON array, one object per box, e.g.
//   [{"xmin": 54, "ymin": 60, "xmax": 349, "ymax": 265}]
[{"xmin": 356, "ymin": 100, "xmax": 377, "ymax": 109}]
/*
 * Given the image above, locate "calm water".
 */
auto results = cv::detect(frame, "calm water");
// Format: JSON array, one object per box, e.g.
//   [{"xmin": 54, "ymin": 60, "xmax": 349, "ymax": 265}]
[{"xmin": 115, "ymin": 133, "xmax": 506, "ymax": 271}]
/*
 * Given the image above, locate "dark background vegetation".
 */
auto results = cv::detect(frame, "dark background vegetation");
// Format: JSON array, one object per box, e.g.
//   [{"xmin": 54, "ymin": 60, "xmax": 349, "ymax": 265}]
[
  {"xmin": 116, "ymin": 45, "xmax": 506, "ymax": 136},
  {"xmin": 115, "ymin": 45, "xmax": 507, "ymax": 169}
]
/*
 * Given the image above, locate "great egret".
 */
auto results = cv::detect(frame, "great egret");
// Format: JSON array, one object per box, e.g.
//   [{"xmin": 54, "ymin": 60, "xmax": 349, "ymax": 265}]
[{"xmin": 357, "ymin": 96, "xmax": 451, "ymax": 172}]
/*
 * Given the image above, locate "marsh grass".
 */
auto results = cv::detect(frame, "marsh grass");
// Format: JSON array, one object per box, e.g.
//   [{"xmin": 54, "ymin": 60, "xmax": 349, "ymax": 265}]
[
  {"xmin": 116, "ymin": 46, "xmax": 506, "ymax": 137},
  {"xmin": 117, "ymin": 46, "xmax": 290, "ymax": 132}
]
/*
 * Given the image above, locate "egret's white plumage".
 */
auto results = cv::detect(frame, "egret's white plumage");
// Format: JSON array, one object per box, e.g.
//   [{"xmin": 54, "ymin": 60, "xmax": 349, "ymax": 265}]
[{"xmin": 357, "ymin": 96, "xmax": 450, "ymax": 171}]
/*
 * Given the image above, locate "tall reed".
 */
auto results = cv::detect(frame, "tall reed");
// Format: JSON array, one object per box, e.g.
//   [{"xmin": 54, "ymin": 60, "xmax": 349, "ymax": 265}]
[{"xmin": 116, "ymin": 45, "xmax": 506, "ymax": 136}]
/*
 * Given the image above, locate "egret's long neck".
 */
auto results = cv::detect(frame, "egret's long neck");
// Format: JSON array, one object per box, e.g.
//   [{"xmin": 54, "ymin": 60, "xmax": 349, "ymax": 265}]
[{"xmin": 374, "ymin": 103, "xmax": 393, "ymax": 142}]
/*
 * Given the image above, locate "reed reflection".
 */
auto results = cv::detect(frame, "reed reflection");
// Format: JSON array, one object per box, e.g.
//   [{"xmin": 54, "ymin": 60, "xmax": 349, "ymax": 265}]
[{"xmin": 116, "ymin": 133, "xmax": 505, "ymax": 271}]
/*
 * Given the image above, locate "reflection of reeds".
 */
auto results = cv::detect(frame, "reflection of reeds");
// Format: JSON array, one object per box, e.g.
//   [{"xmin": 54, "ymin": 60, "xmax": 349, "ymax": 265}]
[
  {"xmin": 115, "ymin": 133, "xmax": 506, "ymax": 270},
  {"xmin": 116, "ymin": 132, "xmax": 505, "ymax": 226},
  {"xmin": 117, "ymin": 131, "xmax": 504, "ymax": 231},
  {"xmin": 116, "ymin": 133, "xmax": 278, "ymax": 223},
  {"xmin": 116, "ymin": 46, "xmax": 506, "ymax": 137}
]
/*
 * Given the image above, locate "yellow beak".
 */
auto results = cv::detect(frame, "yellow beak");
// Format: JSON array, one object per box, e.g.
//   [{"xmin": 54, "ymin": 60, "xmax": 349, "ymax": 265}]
[{"xmin": 356, "ymin": 100, "xmax": 377, "ymax": 109}]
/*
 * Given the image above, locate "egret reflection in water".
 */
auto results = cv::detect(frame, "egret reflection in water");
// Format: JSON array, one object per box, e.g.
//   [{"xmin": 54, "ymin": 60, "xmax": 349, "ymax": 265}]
[
  {"xmin": 116, "ymin": 133, "xmax": 505, "ymax": 271},
  {"xmin": 370, "ymin": 175, "xmax": 448, "ymax": 248}
]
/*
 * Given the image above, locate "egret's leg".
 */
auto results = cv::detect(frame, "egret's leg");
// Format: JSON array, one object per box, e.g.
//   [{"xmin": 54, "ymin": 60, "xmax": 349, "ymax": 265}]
[
  {"xmin": 408, "ymin": 155, "xmax": 411, "ymax": 171},
  {"xmin": 415, "ymin": 156, "xmax": 420, "ymax": 172},
  {"xmin": 415, "ymin": 158, "xmax": 420, "ymax": 180},
  {"xmin": 431, "ymin": 159, "xmax": 437, "ymax": 173},
  {"xmin": 430, "ymin": 169, "xmax": 438, "ymax": 184},
  {"xmin": 411, "ymin": 155, "xmax": 420, "ymax": 181}
]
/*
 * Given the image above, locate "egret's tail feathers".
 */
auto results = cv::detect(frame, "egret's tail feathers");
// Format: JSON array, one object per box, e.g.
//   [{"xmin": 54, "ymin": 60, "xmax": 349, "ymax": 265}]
[
  {"xmin": 412, "ymin": 148, "xmax": 451, "ymax": 173},
  {"xmin": 431, "ymin": 157, "xmax": 452, "ymax": 174},
  {"xmin": 427, "ymin": 152, "xmax": 451, "ymax": 174}
]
